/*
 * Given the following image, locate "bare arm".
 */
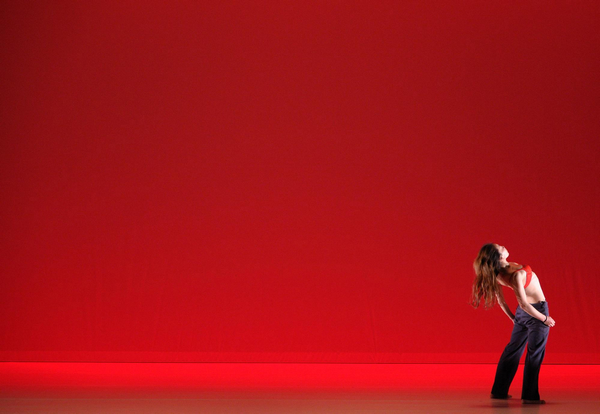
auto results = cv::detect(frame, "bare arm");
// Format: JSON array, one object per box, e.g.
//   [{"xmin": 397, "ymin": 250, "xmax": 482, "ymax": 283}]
[{"xmin": 495, "ymin": 288, "xmax": 515, "ymax": 323}]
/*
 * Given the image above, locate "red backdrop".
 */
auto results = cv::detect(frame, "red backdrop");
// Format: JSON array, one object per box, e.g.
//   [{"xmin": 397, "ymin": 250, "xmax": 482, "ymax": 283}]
[{"xmin": 1, "ymin": 1, "xmax": 599, "ymax": 363}]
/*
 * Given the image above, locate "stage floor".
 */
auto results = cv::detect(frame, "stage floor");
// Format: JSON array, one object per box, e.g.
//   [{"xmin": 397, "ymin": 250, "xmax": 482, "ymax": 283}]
[{"xmin": 1, "ymin": 363, "xmax": 599, "ymax": 413}]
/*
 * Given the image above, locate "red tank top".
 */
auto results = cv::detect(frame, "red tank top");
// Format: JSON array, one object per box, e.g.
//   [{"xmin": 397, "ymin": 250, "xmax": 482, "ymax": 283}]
[
  {"xmin": 501, "ymin": 264, "xmax": 533, "ymax": 288},
  {"xmin": 517, "ymin": 264, "xmax": 533, "ymax": 288}
]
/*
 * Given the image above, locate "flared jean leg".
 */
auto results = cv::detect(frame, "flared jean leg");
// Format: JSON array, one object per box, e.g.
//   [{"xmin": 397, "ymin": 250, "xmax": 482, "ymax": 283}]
[
  {"xmin": 491, "ymin": 319, "xmax": 528, "ymax": 397},
  {"xmin": 521, "ymin": 307, "xmax": 550, "ymax": 400}
]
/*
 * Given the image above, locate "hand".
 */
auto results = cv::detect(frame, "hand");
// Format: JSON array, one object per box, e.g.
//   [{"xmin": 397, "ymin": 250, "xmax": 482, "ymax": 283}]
[{"xmin": 543, "ymin": 316, "xmax": 556, "ymax": 327}]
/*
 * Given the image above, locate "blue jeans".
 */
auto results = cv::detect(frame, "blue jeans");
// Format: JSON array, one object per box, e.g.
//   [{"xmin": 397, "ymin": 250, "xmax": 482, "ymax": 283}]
[{"xmin": 491, "ymin": 301, "xmax": 550, "ymax": 400}]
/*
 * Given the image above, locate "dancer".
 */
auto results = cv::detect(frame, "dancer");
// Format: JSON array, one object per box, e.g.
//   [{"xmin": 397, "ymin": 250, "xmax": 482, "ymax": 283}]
[{"xmin": 471, "ymin": 243, "xmax": 555, "ymax": 404}]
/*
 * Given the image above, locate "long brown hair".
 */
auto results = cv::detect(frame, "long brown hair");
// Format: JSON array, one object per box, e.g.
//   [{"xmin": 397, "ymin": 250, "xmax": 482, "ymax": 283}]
[{"xmin": 471, "ymin": 243, "xmax": 502, "ymax": 309}]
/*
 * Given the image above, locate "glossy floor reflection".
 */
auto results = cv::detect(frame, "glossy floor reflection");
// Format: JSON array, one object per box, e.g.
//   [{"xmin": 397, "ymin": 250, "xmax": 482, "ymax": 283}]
[{"xmin": 1, "ymin": 363, "xmax": 599, "ymax": 413}]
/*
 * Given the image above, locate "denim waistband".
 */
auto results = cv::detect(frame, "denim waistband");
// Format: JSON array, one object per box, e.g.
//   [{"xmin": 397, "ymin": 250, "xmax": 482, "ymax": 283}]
[{"xmin": 530, "ymin": 301, "xmax": 547, "ymax": 308}]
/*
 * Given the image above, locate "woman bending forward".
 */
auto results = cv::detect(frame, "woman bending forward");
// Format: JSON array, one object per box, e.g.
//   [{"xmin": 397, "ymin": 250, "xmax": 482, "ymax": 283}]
[{"xmin": 472, "ymin": 243, "xmax": 556, "ymax": 404}]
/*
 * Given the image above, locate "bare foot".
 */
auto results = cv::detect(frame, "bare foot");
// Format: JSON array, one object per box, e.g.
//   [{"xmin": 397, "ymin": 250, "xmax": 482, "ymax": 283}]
[{"xmin": 491, "ymin": 394, "xmax": 512, "ymax": 399}]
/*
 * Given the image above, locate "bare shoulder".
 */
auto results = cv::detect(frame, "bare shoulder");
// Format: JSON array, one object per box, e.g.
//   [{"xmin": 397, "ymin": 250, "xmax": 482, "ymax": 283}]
[
  {"xmin": 496, "ymin": 272, "xmax": 512, "ymax": 288},
  {"xmin": 497, "ymin": 266, "xmax": 525, "ymax": 288},
  {"xmin": 512, "ymin": 269, "xmax": 527, "ymax": 286}
]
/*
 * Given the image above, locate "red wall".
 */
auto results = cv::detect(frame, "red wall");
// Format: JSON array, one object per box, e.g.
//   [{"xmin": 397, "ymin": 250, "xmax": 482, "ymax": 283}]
[{"xmin": 1, "ymin": 1, "xmax": 599, "ymax": 363}]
